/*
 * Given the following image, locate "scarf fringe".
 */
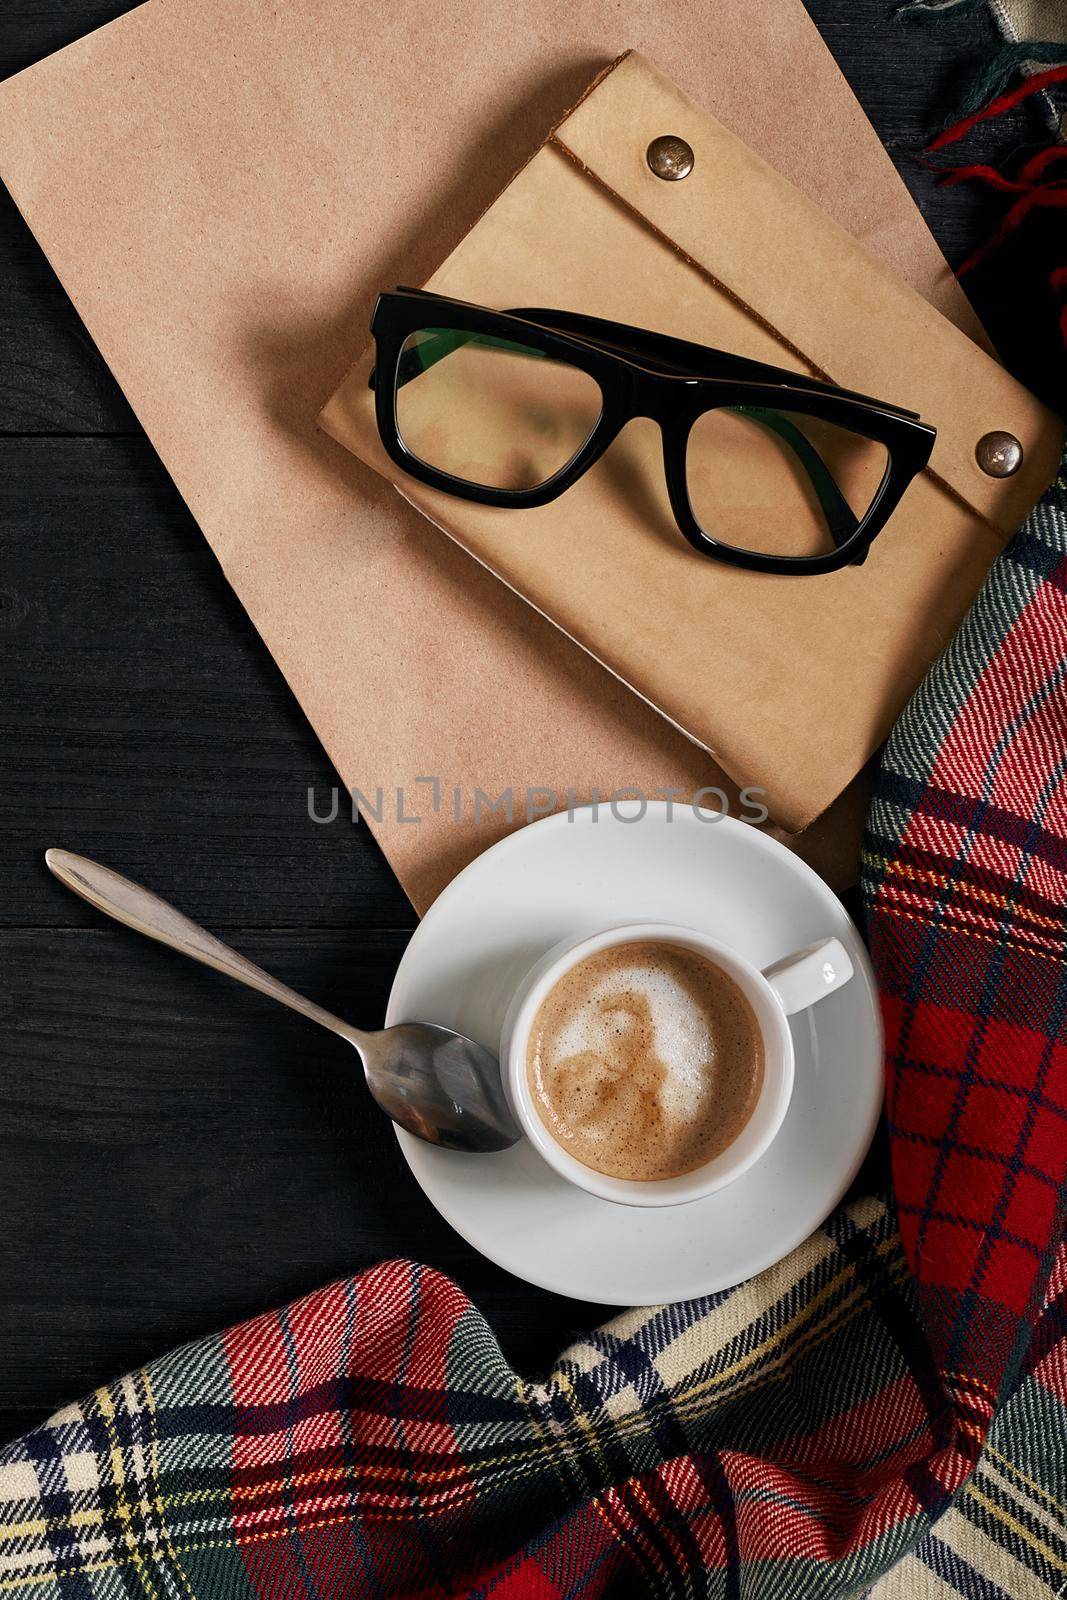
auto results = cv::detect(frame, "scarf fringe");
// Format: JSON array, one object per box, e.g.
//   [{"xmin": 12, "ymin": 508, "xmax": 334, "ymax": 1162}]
[
  {"xmin": 948, "ymin": 39, "xmax": 1067, "ymax": 122},
  {"xmin": 895, "ymin": 0, "xmax": 988, "ymax": 20},
  {"xmin": 915, "ymin": 42, "xmax": 1067, "ymax": 346}
]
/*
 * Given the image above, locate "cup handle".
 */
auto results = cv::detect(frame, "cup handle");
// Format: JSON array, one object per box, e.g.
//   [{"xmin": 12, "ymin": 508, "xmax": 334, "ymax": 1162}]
[{"xmin": 762, "ymin": 938, "xmax": 853, "ymax": 1017}]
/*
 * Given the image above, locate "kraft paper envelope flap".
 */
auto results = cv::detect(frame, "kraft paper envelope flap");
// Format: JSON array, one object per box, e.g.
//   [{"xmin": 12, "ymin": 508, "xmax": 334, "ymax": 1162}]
[
  {"xmin": 321, "ymin": 52, "xmax": 1063, "ymax": 836},
  {"xmin": 0, "ymin": 0, "xmax": 1018, "ymax": 911}
]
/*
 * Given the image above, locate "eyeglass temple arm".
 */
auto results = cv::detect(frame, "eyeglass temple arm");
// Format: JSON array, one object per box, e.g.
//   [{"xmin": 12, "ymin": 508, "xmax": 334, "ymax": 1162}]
[
  {"xmin": 515, "ymin": 306, "xmax": 919, "ymax": 417},
  {"xmin": 371, "ymin": 324, "xmax": 858, "ymax": 550},
  {"xmin": 372, "ymin": 318, "xmax": 805, "ymax": 397}
]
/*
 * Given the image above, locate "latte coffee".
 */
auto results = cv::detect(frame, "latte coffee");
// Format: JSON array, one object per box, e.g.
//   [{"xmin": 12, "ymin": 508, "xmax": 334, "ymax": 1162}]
[{"xmin": 525, "ymin": 940, "xmax": 764, "ymax": 1181}]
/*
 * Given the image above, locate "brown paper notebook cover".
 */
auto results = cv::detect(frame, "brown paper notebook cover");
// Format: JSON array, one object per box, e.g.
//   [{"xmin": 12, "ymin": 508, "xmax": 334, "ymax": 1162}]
[
  {"xmin": 321, "ymin": 52, "xmax": 1063, "ymax": 836},
  {"xmin": 0, "ymin": 0, "xmax": 1028, "ymax": 909}
]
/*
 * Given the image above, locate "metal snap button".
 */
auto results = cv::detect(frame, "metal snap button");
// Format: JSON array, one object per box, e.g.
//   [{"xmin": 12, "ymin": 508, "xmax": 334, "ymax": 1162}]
[
  {"xmin": 646, "ymin": 135, "xmax": 694, "ymax": 181},
  {"xmin": 976, "ymin": 430, "xmax": 1023, "ymax": 478}
]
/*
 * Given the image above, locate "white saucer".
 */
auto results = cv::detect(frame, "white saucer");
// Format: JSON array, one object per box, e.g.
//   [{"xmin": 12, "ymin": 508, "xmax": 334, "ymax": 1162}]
[{"xmin": 385, "ymin": 805, "xmax": 883, "ymax": 1306}]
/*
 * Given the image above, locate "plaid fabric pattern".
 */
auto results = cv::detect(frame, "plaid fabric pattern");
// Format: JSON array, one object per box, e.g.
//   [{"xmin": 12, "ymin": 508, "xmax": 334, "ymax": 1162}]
[
  {"xmin": 1, "ymin": 464, "xmax": 1065, "ymax": 1596},
  {"xmin": 864, "ymin": 458, "xmax": 1067, "ymax": 1391}
]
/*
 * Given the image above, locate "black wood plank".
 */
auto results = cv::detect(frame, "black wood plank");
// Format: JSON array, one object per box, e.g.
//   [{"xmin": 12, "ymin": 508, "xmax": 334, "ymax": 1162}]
[
  {"xmin": 0, "ymin": 1, "xmax": 143, "ymax": 80},
  {"xmin": 0, "ymin": 0, "xmax": 144, "ymax": 432},
  {"xmin": 0, "ymin": 437, "xmax": 415, "ymax": 928},
  {"xmin": 0, "ymin": 927, "xmax": 610, "ymax": 1441},
  {"xmin": 0, "ymin": 188, "xmax": 135, "ymax": 434}
]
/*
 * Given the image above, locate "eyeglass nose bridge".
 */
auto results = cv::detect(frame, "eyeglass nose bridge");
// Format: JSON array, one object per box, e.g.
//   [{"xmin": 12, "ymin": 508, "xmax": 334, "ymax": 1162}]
[
  {"xmin": 622, "ymin": 365, "xmax": 704, "ymax": 427},
  {"xmin": 599, "ymin": 370, "xmax": 701, "ymax": 537}
]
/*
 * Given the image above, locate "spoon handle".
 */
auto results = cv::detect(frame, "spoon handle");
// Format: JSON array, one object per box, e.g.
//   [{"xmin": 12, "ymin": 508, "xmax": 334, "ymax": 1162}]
[{"xmin": 45, "ymin": 849, "xmax": 367, "ymax": 1050}]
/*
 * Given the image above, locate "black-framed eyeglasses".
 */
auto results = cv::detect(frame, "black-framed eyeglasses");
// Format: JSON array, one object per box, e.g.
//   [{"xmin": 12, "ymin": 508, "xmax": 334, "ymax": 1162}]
[{"xmin": 370, "ymin": 287, "xmax": 936, "ymax": 575}]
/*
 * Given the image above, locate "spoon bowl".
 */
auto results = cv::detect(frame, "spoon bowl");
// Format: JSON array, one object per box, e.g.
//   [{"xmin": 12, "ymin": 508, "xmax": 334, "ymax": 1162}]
[{"xmin": 358, "ymin": 1021, "xmax": 516, "ymax": 1151}]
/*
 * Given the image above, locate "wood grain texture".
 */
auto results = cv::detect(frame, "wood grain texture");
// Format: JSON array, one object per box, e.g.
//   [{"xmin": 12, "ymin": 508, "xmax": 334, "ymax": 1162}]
[
  {"xmin": 0, "ymin": 0, "xmax": 1059, "ymax": 1444},
  {"xmin": 0, "ymin": 438, "xmax": 413, "ymax": 928},
  {"xmin": 0, "ymin": 930, "xmax": 608, "ymax": 1438},
  {"xmin": 0, "ymin": 189, "xmax": 135, "ymax": 433}
]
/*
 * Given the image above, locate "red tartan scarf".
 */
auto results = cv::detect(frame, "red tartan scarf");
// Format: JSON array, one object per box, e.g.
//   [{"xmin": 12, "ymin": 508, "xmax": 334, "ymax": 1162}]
[{"xmin": 0, "ymin": 464, "xmax": 1065, "ymax": 1596}]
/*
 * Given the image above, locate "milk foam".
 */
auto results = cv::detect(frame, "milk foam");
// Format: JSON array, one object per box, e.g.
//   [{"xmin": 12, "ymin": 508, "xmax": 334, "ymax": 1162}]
[{"xmin": 549, "ymin": 963, "xmax": 713, "ymax": 1131}]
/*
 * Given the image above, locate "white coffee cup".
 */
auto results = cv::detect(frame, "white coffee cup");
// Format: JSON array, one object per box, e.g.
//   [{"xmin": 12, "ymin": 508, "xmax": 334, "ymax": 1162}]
[{"xmin": 500, "ymin": 921, "xmax": 853, "ymax": 1207}]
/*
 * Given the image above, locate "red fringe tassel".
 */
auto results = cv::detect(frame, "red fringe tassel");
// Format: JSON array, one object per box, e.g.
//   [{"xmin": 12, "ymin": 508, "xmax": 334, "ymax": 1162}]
[
  {"xmin": 928, "ymin": 64, "xmax": 1067, "ymax": 150},
  {"xmin": 925, "ymin": 64, "xmax": 1067, "ymax": 345}
]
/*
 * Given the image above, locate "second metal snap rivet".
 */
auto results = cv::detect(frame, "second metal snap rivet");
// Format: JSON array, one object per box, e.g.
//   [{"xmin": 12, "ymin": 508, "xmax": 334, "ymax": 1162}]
[
  {"xmin": 647, "ymin": 135, "xmax": 694, "ymax": 181},
  {"xmin": 976, "ymin": 430, "xmax": 1023, "ymax": 478}
]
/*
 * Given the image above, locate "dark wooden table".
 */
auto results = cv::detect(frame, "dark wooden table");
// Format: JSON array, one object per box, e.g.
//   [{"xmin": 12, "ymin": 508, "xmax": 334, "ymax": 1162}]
[{"xmin": 1, "ymin": 0, "xmax": 1060, "ymax": 1445}]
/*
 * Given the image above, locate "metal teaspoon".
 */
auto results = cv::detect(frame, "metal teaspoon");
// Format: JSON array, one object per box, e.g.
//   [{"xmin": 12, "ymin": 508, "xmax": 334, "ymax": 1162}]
[{"xmin": 45, "ymin": 850, "xmax": 521, "ymax": 1153}]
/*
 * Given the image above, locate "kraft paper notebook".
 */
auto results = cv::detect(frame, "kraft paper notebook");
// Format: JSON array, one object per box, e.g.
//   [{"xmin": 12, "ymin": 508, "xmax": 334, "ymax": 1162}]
[
  {"xmin": 0, "ymin": 0, "xmax": 1053, "ymax": 908},
  {"xmin": 320, "ymin": 51, "xmax": 1063, "ymax": 837}
]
